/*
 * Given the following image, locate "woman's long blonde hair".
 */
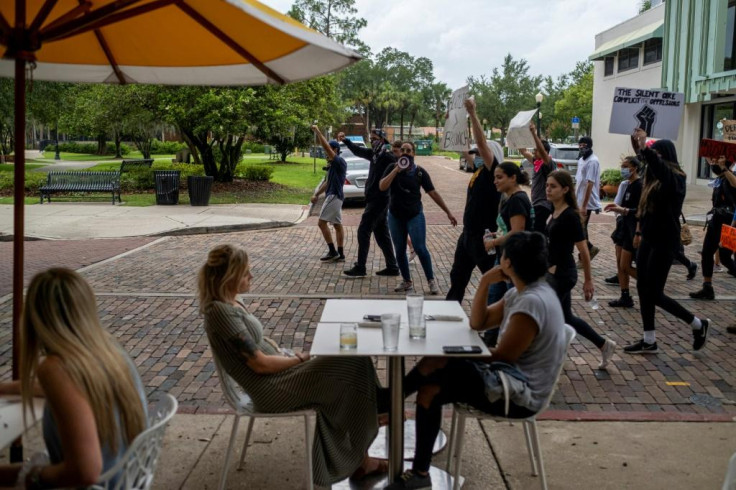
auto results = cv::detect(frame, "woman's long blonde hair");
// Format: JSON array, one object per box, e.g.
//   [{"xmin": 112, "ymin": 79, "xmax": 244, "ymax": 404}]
[
  {"xmin": 198, "ymin": 244, "xmax": 250, "ymax": 312},
  {"xmin": 21, "ymin": 268, "xmax": 145, "ymax": 452}
]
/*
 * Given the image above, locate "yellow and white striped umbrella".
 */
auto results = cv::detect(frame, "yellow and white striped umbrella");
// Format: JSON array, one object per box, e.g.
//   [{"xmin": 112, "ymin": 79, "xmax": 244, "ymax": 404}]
[{"xmin": 0, "ymin": 0, "xmax": 361, "ymax": 85}]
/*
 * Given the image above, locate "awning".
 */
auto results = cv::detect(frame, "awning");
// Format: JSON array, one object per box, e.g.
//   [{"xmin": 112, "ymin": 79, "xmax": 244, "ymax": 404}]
[{"xmin": 589, "ymin": 20, "xmax": 664, "ymax": 61}]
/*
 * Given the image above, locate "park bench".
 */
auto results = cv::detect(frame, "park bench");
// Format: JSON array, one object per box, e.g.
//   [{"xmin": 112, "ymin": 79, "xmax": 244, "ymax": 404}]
[
  {"xmin": 40, "ymin": 171, "xmax": 121, "ymax": 204},
  {"xmin": 120, "ymin": 159, "xmax": 154, "ymax": 173}
]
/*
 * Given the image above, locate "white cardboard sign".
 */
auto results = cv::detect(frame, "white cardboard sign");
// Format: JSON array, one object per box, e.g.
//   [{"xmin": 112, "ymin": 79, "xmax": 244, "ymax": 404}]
[
  {"xmin": 441, "ymin": 86, "xmax": 471, "ymax": 151},
  {"xmin": 505, "ymin": 110, "xmax": 538, "ymax": 149},
  {"xmin": 608, "ymin": 87, "xmax": 685, "ymax": 140}
]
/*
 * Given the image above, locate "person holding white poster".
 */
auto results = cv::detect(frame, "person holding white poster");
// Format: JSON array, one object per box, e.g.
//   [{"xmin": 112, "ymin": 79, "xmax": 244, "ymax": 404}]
[
  {"xmin": 575, "ymin": 137, "xmax": 601, "ymax": 262},
  {"xmin": 624, "ymin": 129, "xmax": 710, "ymax": 354}
]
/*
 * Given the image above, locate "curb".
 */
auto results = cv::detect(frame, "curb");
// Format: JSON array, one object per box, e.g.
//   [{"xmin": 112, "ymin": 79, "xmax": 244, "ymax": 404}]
[{"xmin": 148, "ymin": 220, "xmax": 296, "ymax": 237}]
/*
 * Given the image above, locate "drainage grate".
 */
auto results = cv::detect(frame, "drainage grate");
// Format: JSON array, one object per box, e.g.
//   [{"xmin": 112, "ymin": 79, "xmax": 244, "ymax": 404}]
[{"xmin": 690, "ymin": 394, "xmax": 721, "ymax": 407}]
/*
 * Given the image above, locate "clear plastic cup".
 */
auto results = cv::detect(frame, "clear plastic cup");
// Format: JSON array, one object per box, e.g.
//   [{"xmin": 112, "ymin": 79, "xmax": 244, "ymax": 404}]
[
  {"xmin": 381, "ymin": 313, "xmax": 400, "ymax": 351},
  {"xmin": 407, "ymin": 293, "xmax": 426, "ymax": 339},
  {"xmin": 339, "ymin": 323, "xmax": 358, "ymax": 350}
]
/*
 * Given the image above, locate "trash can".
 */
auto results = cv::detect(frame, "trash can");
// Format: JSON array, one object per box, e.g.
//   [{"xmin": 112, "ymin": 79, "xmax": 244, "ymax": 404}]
[
  {"xmin": 154, "ymin": 170, "xmax": 180, "ymax": 205},
  {"xmin": 187, "ymin": 175, "xmax": 214, "ymax": 206}
]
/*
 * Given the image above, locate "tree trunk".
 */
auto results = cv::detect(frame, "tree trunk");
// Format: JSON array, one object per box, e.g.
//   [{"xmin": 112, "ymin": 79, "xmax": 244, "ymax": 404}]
[
  {"xmin": 183, "ymin": 128, "xmax": 217, "ymax": 178},
  {"xmin": 114, "ymin": 132, "xmax": 122, "ymax": 159},
  {"xmin": 180, "ymin": 131, "xmax": 201, "ymax": 165},
  {"xmin": 408, "ymin": 111, "xmax": 416, "ymax": 140},
  {"xmin": 399, "ymin": 110, "xmax": 405, "ymax": 140},
  {"xmin": 216, "ymin": 133, "xmax": 245, "ymax": 182},
  {"xmin": 96, "ymin": 134, "xmax": 106, "ymax": 155}
]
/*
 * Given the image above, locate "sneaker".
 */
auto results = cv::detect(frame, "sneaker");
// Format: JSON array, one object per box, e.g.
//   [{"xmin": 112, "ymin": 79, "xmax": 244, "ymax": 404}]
[
  {"xmin": 598, "ymin": 338, "xmax": 617, "ymax": 369},
  {"xmin": 428, "ymin": 278, "xmax": 439, "ymax": 295},
  {"xmin": 713, "ymin": 264, "xmax": 724, "ymax": 273},
  {"xmin": 343, "ymin": 264, "xmax": 367, "ymax": 277},
  {"xmin": 686, "ymin": 262, "xmax": 698, "ymax": 280},
  {"xmin": 689, "ymin": 284, "xmax": 715, "ymax": 300},
  {"xmin": 604, "ymin": 274, "xmax": 620, "ymax": 285},
  {"xmin": 385, "ymin": 470, "xmax": 432, "ymax": 490},
  {"xmin": 320, "ymin": 251, "xmax": 339, "ymax": 262},
  {"xmin": 408, "ymin": 250, "xmax": 417, "ymax": 262},
  {"xmin": 693, "ymin": 318, "xmax": 710, "ymax": 351},
  {"xmin": 623, "ymin": 340, "xmax": 659, "ymax": 354},
  {"xmin": 727, "ymin": 324, "xmax": 736, "ymax": 334},
  {"xmin": 375, "ymin": 267, "xmax": 400, "ymax": 277},
  {"xmin": 394, "ymin": 280, "xmax": 413, "ymax": 292},
  {"xmin": 608, "ymin": 295, "xmax": 634, "ymax": 308},
  {"xmin": 336, "ymin": 255, "xmax": 345, "ymax": 262},
  {"xmin": 589, "ymin": 246, "xmax": 600, "ymax": 261}
]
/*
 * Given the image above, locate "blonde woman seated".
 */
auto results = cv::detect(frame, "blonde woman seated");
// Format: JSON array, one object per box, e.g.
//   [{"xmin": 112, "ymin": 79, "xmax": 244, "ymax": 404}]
[
  {"xmin": 0, "ymin": 268, "xmax": 147, "ymax": 489},
  {"xmin": 199, "ymin": 244, "xmax": 388, "ymax": 486}
]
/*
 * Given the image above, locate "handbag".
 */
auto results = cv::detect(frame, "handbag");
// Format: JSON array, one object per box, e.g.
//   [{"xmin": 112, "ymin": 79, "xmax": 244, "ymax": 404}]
[{"xmin": 680, "ymin": 213, "xmax": 693, "ymax": 246}]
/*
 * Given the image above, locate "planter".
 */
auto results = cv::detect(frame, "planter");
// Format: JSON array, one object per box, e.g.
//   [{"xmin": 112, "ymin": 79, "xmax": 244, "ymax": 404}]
[
  {"xmin": 601, "ymin": 184, "xmax": 620, "ymax": 199},
  {"xmin": 187, "ymin": 175, "xmax": 214, "ymax": 206}
]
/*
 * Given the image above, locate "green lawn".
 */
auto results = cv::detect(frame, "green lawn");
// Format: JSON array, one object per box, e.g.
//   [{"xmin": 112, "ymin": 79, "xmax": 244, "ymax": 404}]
[
  {"xmin": 42, "ymin": 151, "xmax": 175, "ymax": 162},
  {"xmin": 0, "ymin": 163, "xmax": 46, "ymax": 171},
  {"xmin": 241, "ymin": 157, "xmax": 325, "ymax": 189}
]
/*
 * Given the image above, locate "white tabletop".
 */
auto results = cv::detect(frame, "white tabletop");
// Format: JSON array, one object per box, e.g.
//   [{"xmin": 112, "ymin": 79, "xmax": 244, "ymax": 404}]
[
  {"xmin": 319, "ymin": 299, "xmax": 468, "ymax": 325},
  {"xmin": 0, "ymin": 396, "xmax": 45, "ymax": 450}
]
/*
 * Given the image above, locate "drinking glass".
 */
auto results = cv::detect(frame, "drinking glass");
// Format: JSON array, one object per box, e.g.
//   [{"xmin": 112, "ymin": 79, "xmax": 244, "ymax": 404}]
[
  {"xmin": 407, "ymin": 293, "xmax": 426, "ymax": 339},
  {"xmin": 339, "ymin": 323, "xmax": 358, "ymax": 350},
  {"xmin": 380, "ymin": 313, "xmax": 400, "ymax": 351}
]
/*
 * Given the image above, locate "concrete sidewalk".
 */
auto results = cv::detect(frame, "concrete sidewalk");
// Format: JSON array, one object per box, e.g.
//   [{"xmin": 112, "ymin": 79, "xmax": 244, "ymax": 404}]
[{"xmin": 0, "ymin": 203, "xmax": 309, "ymax": 239}]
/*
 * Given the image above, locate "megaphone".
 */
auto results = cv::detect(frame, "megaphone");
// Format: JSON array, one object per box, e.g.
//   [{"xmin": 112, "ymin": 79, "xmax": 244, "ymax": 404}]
[{"xmin": 397, "ymin": 156, "xmax": 411, "ymax": 170}]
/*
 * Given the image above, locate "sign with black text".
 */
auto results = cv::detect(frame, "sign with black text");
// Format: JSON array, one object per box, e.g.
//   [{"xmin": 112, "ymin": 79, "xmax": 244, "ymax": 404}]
[
  {"xmin": 609, "ymin": 87, "xmax": 684, "ymax": 140},
  {"xmin": 441, "ymin": 86, "xmax": 471, "ymax": 151}
]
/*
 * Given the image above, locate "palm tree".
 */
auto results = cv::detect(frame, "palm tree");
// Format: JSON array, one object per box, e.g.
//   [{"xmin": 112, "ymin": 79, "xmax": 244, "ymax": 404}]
[{"xmin": 430, "ymin": 82, "xmax": 451, "ymax": 142}]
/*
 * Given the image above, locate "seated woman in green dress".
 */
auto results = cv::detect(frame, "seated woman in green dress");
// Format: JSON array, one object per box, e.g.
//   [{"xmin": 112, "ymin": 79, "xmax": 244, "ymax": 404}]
[{"xmin": 199, "ymin": 244, "xmax": 387, "ymax": 486}]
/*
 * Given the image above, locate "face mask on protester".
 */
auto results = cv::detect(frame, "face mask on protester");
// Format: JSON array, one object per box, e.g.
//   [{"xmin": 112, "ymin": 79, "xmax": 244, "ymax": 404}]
[
  {"xmin": 620, "ymin": 168, "xmax": 631, "ymax": 180},
  {"xmin": 578, "ymin": 147, "xmax": 592, "ymax": 160},
  {"xmin": 371, "ymin": 139, "xmax": 384, "ymax": 152}
]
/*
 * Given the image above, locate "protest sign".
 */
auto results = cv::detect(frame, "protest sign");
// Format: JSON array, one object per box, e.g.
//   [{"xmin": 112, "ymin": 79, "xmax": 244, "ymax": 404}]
[
  {"xmin": 721, "ymin": 119, "xmax": 736, "ymax": 142},
  {"xmin": 608, "ymin": 87, "xmax": 684, "ymax": 140},
  {"xmin": 721, "ymin": 224, "xmax": 736, "ymax": 252},
  {"xmin": 442, "ymin": 86, "xmax": 471, "ymax": 151},
  {"xmin": 698, "ymin": 138, "xmax": 736, "ymax": 162},
  {"xmin": 505, "ymin": 110, "xmax": 538, "ymax": 149}
]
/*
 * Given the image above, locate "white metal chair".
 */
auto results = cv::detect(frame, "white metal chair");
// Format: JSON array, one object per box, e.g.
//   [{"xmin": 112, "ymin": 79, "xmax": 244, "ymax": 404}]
[
  {"xmin": 91, "ymin": 393, "xmax": 178, "ymax": 490},
  {"xmin": 723, "ymin": 451, "xmax": 736, "ymax": 490},
  {"xmin": 212, "ymin": 356, "xmax": 317, "ymax": 490},
  {"xmin": 445, "ymin": 324, "xmax": 576, "ymax": 490}
]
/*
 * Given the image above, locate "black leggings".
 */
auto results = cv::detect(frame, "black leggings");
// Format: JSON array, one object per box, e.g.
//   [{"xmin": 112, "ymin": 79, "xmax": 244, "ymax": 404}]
[
  {"xmin": 702, "ymin": 216, "xmax": 736, "ymax": 277},
  {"xmin": 408, "ymin": 360, "xmax": 535, "ymax": 473},
  {"xmin": 356, "ymin": 199, "xmax": 397, "ymax": 269},
  {"xmin": 547, "ymin": 268, "xmax": 605, "ymax": 349},
  {"xmin": 636, "ymin": 240, "xmax": 695, "ymax": 332}
]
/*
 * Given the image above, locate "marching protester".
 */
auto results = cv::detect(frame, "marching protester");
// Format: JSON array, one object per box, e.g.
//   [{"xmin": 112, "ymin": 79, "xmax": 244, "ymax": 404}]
[
  {"xmin": 445, "ymin": 97, "xmax": 503, "ymax": 303},
  {"xmin": 392, "ymin": 140, "xmax": 419, "ymax": 263},
  {"xmin": 689, "ymin": 155, "xmax": 736, "ymax": 300},
  {"xmin": 604, "ymin": 156, "xmax": 642, "ymax": 307},
  {"xmin": 339, "ymin": 130, "xmax": 399, "ymax": 277},
  {"xmin": 575, "ymin": 136, "xmax": 602, "ymax": 262},
  {"xmin": 624, "ymin": 129, "xmax": 710, "ymax": 354},
  {"xmin": 518, "ymin": 122, "xmax": 556, "ymax": 234},
  {"xmin": 546, "ymin": 170, "xmax": 616, "ymax": 369},
  {"xmin": 379, "ymin": 141, "xmax": 457, "ymax": 294},
  {"xmin": 310, "ymin": 125, "xmax": 346, "ymax": 262}
]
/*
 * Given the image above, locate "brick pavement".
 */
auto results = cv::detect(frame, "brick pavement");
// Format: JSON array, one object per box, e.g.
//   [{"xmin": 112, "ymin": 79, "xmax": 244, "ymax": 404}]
[{"xmin": 0, "ymin": 155, "xmax": 734, "ymax": 419}]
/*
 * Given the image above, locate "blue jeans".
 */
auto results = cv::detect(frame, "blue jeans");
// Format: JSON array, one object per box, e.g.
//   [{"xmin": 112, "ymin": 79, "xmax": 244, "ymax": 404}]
[{"xmin": 388, "ymin": 211, "xmax": 433, "ymax": 282}]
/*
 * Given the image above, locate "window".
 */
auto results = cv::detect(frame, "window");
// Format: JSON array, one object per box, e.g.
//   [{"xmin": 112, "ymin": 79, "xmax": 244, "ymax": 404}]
[
  {"xmin": 618, "ymin": 47, "xmax": 639, "ymax": 72},
  {"xmin": 643, "ymin": 38, "xmax": 662, "ymax": 65},
  {"xmin": 725, "ymin": 1, "xmax": 736, "ymax": 71},
  {"xmin": 604, "ymin": 56, "xmax": 614, "ymax": 76}
]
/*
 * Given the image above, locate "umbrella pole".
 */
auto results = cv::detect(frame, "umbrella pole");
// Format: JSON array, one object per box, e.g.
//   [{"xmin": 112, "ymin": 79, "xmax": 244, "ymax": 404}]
[{"xmin": 11, "ymin": 54, "xmax": 26, "ymax": 464}]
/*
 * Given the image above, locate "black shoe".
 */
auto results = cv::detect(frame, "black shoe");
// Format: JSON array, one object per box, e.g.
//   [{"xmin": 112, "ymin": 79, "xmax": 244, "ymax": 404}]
[
  {"xmin": 320, "ymin": 251, "xmax": 339, "ymax": 262},
  {"xmin": 689, "ymin": 284, "xmax": 715, "ymax": 300},
  {"xmin": 375, "ymin": 267, "xmax": 400, "ymax": 277},
  {"xmin": 385, "ymin": 470, "xmax": 432, "ymax": 490},
  {"xmin": 686, "ymin": 262, "xmax": 698, "ymax": 280},
  {"xmin": 693, "ymin": 318, "xmax": 710, "ymax": 351},
  {"xmin": 336, "ymin": 255, "xmax": 345, "ymax": 262},
  {"xmin": 623, "ymin": 340, "xmax": 659, "ymax": 354},
  {"xmin": 343, "ymin": 264, "xmax": 367, "ymax": 277},
  {"xmin": 608, "ymin": 295, "xmax": 634, "ymax": 308},
  {"xmin": 604, "ymin": 274, "xmax": 620, "ymax": 285},
  {"xmin": 727, "ymin": 325, "xmax": 736, "ymax": 334}
]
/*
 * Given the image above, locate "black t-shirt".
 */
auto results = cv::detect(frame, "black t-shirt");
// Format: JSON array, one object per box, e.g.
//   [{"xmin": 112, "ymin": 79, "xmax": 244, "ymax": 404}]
[
  {"xmin": 343, "ymin": 139, "xmax": 395, "ymax": 202},
  {"xmin": 712, "ymin": 171, "xmax": 736, "ymax": 211},
  {"xmin": 463, "ymin": 164, "xmax": 501, "ymax": 234},
  {"xmin": 620, "ymin": 178, "xmax": 642, "ymax": 231},
  {"xmin": 546, "ymin": 206, "xmax": 585, "ymax": 270},
  {"xmin": 383, "ymin": 164, "xmax": 435, "ymax": 221},
  {"xmin": 497, "ymin": 191, "xmax": 534, "ymax": 236}
]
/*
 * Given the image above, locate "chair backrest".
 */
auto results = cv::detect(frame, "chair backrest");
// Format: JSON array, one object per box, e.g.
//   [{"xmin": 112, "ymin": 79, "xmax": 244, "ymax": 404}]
[
  {"xmin": 211, "ymin": 354, "xmax": 256, "ymax": 414},
  {"xmin": 723, "ymin": 451, "xmax": 736, "ymax": 490},
  {"xmin": 536, "ymin": 324, "xmax": 576, "ymax": 414},
  {"xmin": 90, "ymin": 394, "xmax": 178, "ymax": 490}
]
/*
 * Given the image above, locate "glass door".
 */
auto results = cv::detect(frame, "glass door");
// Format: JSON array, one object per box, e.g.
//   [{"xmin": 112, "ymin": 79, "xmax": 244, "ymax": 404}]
[{"xmin": 699, "ymin": 102, "xmax": 736, "ymax": 178}]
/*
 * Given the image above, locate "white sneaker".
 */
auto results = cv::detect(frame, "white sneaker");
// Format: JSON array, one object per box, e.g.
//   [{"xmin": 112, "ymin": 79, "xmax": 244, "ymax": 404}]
[
  {"xmin": 598, "ymin": 338, "xmax": 617, "ymax": 370},
  {"xmin": 428, "ymin": 279, "xmax": 439, "ymax": 295},
  {"xmin": 394, "ymin": 280, "xmax": 413, "ymax": 292},
  {"xmin": 408, "ymin": 250, "xmax": 417, "ymax": 262},
  {"xmin": 714, "ymin": 264, "xmax": 724, "ymax": 273}
]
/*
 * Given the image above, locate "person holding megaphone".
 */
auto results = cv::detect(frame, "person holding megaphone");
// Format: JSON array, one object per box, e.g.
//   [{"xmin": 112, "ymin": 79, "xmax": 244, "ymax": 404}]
[{"xmin": 379, "ymin": 141, "xmax": 457, "ymax": 295}]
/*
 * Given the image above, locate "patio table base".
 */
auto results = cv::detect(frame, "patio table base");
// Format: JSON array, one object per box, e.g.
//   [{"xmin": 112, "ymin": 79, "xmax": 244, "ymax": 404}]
[
  {"xmin": 332, "ymin": 463, "xmax": 463, "ymax": 489},
  {"xmin": 368, "ymin": 421, "xmax": 448, "ymax": 460}
]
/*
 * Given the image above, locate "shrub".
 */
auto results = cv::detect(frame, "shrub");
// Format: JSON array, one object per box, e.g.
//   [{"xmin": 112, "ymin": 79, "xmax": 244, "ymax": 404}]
[
  {"xmin": 243, "ymin": 141, "xmax": 265, "ymax": 154},
  {"xmin": 239, "ymin": 165, "xmax": 273, "ymax": 181},
  {"xmin": 46, "ymin": 141, "xmax": 131, "ymax": 156},
  {"xmin": 118, "ymin": 162, "xmax": 205, "ymax": 192},
  {"xmin": 150, "ymin": 139, "xmax": 187, "ymax": 154},
  {"xmin": 600, "ymin": 168, "xmax": 622, "ymax": 186},
  {"xmin": 0, "ymin": 171, "xmax": 47, "ymax": 194}
]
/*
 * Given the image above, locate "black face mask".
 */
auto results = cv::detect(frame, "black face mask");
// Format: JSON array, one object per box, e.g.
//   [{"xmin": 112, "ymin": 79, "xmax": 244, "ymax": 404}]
[
  {"xmin": 578, "ymin": 148, "xmax": 593, "ymax": 160},
  {"xmin": 371, "ymin": 139, "xmax": 384, "ymax": 152},
  {"xmin": 711, "ymin": 165, "xmax": 725, "ymax": 176}
]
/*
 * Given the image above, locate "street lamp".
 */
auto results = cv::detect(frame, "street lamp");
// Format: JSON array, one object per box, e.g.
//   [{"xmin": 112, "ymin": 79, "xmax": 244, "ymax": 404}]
[
  {"xmin": 312, "ymin": 119, "xmax": 318, "ymax": 174},
  {"xmin": 54, "ymin": 121, "xmax": 60, "ymax": 160},
  {"xmin": 535, "ymin": 93, "xmax": 543, "ymax": 137},
  {"xmin": 466, "ymin": 114, "xmax": 471, "ymax": 144}
]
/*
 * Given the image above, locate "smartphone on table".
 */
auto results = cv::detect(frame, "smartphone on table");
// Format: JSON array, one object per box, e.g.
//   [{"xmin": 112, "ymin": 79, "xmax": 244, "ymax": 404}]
[{"xmin": 442, "ymin": 345, "xmax": 482, "ymax": 354}]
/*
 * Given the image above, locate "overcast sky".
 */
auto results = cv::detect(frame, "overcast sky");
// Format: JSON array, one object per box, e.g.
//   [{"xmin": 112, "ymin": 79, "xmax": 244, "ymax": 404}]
[{"xmin": 262, "ymin": 0, "xmax": 645, "ymax": 88}]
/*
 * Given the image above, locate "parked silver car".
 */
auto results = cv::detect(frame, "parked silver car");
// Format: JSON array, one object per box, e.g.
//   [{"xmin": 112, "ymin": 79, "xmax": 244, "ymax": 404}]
[
  {"xmin": 331, "ymin": 142, "xmax": 369, "ymax": 203},
  {"xmin": 520, "ymin": 143, "xmax": 580, "ymax": 182}
]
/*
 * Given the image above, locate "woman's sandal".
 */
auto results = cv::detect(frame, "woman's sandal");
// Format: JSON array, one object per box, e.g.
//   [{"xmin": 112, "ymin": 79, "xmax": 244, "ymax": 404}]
[{"xmin": 350, "ymin": 457, "xmax": 389, "ymax": 481}]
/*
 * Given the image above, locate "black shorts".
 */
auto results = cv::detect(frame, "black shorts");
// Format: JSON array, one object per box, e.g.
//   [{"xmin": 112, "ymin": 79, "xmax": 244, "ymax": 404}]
[{"xmin": 611, "ymin": 218, "xmax": 635, "ymax": 252}]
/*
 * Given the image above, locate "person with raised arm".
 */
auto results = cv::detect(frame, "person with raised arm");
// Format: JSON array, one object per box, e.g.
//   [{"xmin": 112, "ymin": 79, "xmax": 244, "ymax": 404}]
[{"xmin": 518, "ymin": 122, "xmax": 556, "ymax": 234}]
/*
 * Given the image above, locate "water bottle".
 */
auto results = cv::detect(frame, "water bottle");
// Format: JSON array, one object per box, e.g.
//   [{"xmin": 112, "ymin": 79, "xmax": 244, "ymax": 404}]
[
  {"xmin": 484, "ymin": 229, "xmax": 496, "ymax": 256},
  {"xmin": 588, "ymin": 296, "xmax": 600, "ymax": 310}
]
